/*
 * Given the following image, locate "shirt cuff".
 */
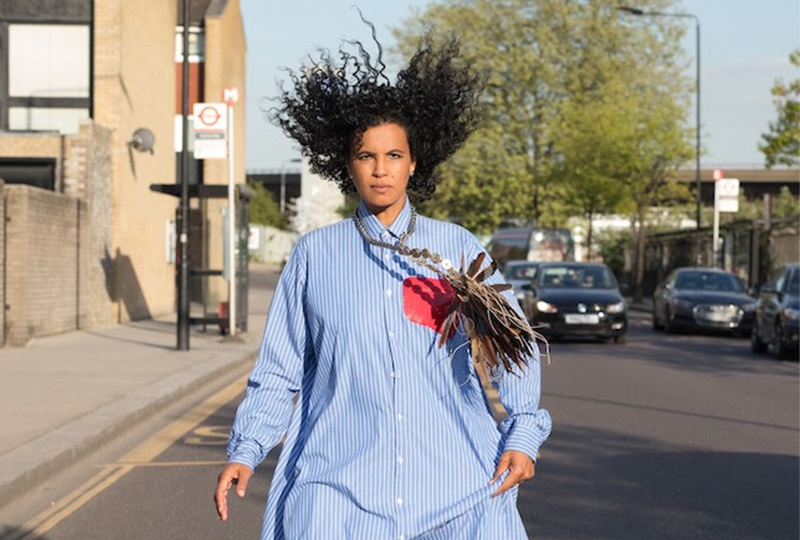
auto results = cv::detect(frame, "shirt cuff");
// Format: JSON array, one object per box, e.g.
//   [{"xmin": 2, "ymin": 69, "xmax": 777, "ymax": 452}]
[
  {"xmin": 503, "ymin": 413, "xmax": 551, "ymax": 462},
  {"xmin": 226, "ymin": 438, "xmax": 262, "ymax": 470}
]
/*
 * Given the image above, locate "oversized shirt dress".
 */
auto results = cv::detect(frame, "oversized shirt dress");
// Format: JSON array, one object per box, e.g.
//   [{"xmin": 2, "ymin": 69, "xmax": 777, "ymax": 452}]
[{"xmin": 227, "ymin": 200, "xmax": 552, "ymax": 540}]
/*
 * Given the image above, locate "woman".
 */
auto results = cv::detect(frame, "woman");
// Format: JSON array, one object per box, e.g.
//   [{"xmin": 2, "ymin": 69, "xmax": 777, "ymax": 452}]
[{"xmin": 214, "ymin": 31, "xmax": 552, "ymax": 540}]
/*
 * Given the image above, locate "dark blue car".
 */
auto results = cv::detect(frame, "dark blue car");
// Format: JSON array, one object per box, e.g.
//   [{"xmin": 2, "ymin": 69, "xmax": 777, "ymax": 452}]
[{"xmin": 751, "ymin": 263, "xmax": 800, "ymax": 360}]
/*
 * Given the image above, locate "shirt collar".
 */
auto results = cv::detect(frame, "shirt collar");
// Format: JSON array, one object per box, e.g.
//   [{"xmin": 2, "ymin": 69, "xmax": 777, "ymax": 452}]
[{"xmin": 356, "ymin": 196, "xmax": 413, "ymax": 241}]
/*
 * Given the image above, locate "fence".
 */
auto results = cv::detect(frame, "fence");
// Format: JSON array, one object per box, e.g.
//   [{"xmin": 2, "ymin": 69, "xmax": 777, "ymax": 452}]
[{"xmin": 635, "ymin": 217, "xmax": 799, "ymax": 296}]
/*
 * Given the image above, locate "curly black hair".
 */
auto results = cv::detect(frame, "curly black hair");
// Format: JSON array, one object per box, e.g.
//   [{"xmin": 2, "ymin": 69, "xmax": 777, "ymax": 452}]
[{"xmin": 271, "ymin": 23, "xmax": 482, "ymax": 201}]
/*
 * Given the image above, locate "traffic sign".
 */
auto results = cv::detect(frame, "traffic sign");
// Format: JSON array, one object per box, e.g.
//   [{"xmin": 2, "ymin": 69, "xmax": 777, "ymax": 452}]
[
  {"xmin": 192, "ymin": 102, "xmax": 227, "ymax": 159},
  {"xmin": 223, "ymin": 86, "xmax": 239, "ymax": 105},
  {"xmin": 717, "ymin": 178, "xmax": 740, "ymax": 213}
]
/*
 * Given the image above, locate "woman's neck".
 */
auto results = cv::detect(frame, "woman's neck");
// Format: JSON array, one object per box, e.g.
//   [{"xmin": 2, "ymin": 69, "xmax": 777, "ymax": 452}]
[{"xmin": 365, "ymin": 199, "xmax": 405, "ymax": 227}]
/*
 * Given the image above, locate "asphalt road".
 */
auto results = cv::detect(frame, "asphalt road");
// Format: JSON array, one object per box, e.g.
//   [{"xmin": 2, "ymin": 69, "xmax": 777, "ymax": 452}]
[{"xmin": 2, "ymin": 302, "xmax": 797, "ymax": 540}]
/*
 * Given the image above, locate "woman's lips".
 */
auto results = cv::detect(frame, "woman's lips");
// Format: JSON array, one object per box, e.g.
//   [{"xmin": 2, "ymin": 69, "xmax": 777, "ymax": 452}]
[{"xmin": 371, "ymin": 185, "xmax": 392, "ymax": 194}]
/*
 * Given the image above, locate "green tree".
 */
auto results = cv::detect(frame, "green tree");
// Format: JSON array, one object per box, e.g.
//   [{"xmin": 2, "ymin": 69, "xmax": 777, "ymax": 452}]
[
  {"xmin": 394, "ymin": 0, "xmax": 693, "ymax": 248},
  {"xmin": 248, "ymin": 182, "xmax": 289, "ymax": 230},
  {"xmin": 760, "ymin": 49, "xmax": 800, "ymax": 168}
]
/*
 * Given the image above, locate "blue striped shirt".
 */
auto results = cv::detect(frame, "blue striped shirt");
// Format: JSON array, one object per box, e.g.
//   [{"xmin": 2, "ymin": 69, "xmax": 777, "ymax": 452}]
[{"xmin": 228, "ymin": 199, "xmax": 552, "ymax": 540}]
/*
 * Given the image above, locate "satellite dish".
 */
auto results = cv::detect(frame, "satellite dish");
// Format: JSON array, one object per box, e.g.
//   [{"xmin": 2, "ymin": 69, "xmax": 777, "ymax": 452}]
[{"xmin": 128, "ymin": 128, "xmax": 155, "ymax": 154}]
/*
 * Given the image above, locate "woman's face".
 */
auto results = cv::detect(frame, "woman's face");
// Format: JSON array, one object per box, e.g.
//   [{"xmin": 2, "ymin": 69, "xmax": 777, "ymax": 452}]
[{"xmin": 348, "ymin": 122, "xmax": 416, "ymax": 225}]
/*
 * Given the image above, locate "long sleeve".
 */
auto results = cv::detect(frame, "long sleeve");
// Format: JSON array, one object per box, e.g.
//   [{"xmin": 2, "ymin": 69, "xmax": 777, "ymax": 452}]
[
  {"xmin": 227, "ymin": 238, "xmax": 311, "ymax": 470},
  {"xmin": 464, "ymin": 233, "xmax": 553, "ymax": 462}
]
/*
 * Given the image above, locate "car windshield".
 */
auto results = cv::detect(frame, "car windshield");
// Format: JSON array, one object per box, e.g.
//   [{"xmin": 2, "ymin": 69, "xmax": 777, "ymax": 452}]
[
  {"xmin": 537, "ymin": 265, "xmax": 617, "ymax": 289},
  {"xmin": 503, "ymin": 263, "xmax": 538, "ymax": 281},
  {"xmin": 674, "ymin": 271, "xmax": 744, "ymax": 293}
]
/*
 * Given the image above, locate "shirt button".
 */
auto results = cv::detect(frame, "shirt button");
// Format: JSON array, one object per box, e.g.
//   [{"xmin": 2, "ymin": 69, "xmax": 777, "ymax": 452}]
[
  {"xmin": 386, "ymin": 289, "xmax": 392, "ymax": 297},
  {"xmin": 398, "ymin": 535, "xmax": 405, "ymax": 540},
  {"xmin": 388, "ymin": 331, "xmax": 395, "ymax": 338},
  {"xmin": 397, "ymin": 413, "xmax": 404, "ymax": 421},
  {"xmin": 397, "ymin": 455, "xmax": 404, "ymax": 465},
  {"xmin": 390, "ymin": 371, "xmax": 397, "ymax": 379},
  {"xmin": 396, "ymin": 498, "xmax": 403, "ymax": 506}
]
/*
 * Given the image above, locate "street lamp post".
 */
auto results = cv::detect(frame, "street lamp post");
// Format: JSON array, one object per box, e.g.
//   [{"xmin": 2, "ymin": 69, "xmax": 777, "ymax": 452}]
[
  {"xmin": 280, "ymin": 158, "xmax": 302, "ymax": 214},
  {"xmin": 618, "ymin": 7, "xmax": 702, "ymax": 235}
]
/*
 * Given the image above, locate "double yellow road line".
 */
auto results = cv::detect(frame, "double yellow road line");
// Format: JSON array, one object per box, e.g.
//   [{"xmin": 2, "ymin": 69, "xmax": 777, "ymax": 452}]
[{"xmin": 7, "ymin": 375, "xmax": 248, "ymax": 540}]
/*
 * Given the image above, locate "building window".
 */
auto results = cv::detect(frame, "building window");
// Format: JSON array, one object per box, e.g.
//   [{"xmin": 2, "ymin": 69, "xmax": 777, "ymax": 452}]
[
  {"xmin": 9, "ymin": 24, "xmax": 90, "ymax": 98},
  {"xmin": 8, "ymin": 107, "xmax": 89, "ymax": 134},
  {"xmin": 2, "ymin": 23, "xmax": 91, "ymax": 134},
  {"xmin": 0, "ymin": 158, "xmax": 57, "ymax": 191}
]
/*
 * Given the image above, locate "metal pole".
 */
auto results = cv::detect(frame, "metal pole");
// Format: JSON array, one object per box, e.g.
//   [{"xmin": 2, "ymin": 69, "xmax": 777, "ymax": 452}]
[
  {"xmin": 227, "ymin": 103, "xmax": 236, "ymax": 336},
  {"xmin": 694, "ymin": 19, "xmax": 701, "ymax": 231},
  {"xmin": 712, "ymin": 180, "xmax": 720, "ymax": 268},
  {"xmin": 178, "ymin": 0, "xmax": 191, "ymax": 351}
]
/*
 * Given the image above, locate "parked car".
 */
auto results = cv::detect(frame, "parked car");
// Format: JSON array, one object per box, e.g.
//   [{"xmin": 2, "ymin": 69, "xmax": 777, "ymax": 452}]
[
  {"xmin": 526, "ymin": 262, "xmax": 627, "ymax": 343},
  {"xmin": 652, "ymin": 267, "xmax": 755, "ymax": 335},
  {"xmin": 751, "ymin": 263, "xmax": 799, "ymax": 360},
  {"xmin": 503, "ymin": 260, "xmax": 539, "ymax": 317}
]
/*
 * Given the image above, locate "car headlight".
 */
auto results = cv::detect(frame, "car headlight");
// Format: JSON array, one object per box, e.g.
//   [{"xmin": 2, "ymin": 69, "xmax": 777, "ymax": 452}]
[
  {"xmin": 606, "ymin": 301, "xmax": 625, "ymax": 314},
  {"xmin": 783, "ymin": 308, "xmax": 800, "ymax": 321},
  {"xmin": 536, "ymin": 300, "xmax": 558, "ymax": 313}
]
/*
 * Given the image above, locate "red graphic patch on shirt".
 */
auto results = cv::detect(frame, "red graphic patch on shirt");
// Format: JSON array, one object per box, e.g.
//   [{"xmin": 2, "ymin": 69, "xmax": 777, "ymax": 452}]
[{"xmin": 402, "ymin": 277, "xmax": 457, "ymax": 334}]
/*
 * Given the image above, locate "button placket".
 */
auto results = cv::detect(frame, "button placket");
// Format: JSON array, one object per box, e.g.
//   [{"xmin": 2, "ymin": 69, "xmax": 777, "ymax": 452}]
[{"xmin": 380, "ymin": 234, "xmax": 406, "ymax": 531}]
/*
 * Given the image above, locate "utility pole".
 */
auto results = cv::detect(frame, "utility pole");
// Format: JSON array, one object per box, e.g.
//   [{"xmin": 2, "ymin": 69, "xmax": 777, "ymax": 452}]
[{"xmin": 177, "ymin": 0, "xmax": 191, "ymax": 350}]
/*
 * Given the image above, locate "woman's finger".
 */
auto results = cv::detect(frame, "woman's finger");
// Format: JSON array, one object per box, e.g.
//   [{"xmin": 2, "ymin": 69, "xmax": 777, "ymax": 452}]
[
  {"xmin": 490, "ymin": 453, "xmax": 511, "ymax": 484},
  {"xmin": 492, "ymin": 469, "xmax": 521, "ymax": 497}
]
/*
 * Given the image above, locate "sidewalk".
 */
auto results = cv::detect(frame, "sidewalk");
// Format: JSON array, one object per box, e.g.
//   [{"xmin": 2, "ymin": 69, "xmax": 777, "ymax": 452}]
[{"xmin": 0, "ymin": 264, "xmax": 277, "ymax": 509}]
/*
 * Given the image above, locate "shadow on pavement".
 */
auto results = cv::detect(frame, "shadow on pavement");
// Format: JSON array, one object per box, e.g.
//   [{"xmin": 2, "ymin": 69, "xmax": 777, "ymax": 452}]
[
  {"xmin": 0, "ymin": 525, "xmax": 55, "ymax": 540},
  {"xmin": 520, "ymin": 425, "xmax": 798, "ymax": 540}
]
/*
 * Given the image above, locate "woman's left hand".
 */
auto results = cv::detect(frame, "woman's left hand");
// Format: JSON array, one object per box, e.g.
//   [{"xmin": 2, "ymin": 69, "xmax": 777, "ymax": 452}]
[{"xmin": 490, "ymin": 450, "xmax": 535, "ymax": 497}]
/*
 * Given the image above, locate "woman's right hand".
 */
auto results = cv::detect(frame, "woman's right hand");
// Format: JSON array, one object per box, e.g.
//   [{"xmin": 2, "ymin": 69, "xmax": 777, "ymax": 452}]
[{"xmin": 214, "ymin": 463, "xmax": 253, "ymax": 521}]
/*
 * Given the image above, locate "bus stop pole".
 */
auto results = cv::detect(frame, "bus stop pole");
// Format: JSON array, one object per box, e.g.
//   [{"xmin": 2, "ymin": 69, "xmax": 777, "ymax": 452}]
[{"xmin": 227, "ymin": 101, "xmax": 236, "ymax": 336}]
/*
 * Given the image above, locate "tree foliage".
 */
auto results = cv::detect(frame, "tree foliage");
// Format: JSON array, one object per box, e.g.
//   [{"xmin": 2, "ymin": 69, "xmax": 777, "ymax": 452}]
[
  {"xmin": 248, "ymin": 182, "xmax": 289, "ymax": 230},
  {"xmin": 760, "ymin": 48, "xmax": 800, "ymax": 168},
  {"xmin": 393, "ymin": 0, "xmax": 694, "ymax": 247}
]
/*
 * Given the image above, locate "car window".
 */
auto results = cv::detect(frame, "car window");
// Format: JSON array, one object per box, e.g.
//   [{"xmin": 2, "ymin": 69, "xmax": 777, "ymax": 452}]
[
  {"xmin": 503, "ymin": 263, "xmax": 538, "ymax": 280},
  {"xmin": 674, "ymin": 271, "xmax": 744, "ymax": 293},
  {"xmin": 538, "ymin": 266, "xmax": 617, "ymax": 289}
]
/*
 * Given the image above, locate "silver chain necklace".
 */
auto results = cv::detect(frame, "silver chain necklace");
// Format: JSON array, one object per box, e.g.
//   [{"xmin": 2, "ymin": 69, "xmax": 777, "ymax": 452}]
[{"xmin": 352, "ymin": 207, "xmax": 455, "ymax": 273}]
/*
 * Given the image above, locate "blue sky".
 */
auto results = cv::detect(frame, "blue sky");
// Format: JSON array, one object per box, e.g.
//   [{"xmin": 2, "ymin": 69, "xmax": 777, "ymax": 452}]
[{"xmin": 239, "ymin": 0, "xmax": 799, "ymax": 171}]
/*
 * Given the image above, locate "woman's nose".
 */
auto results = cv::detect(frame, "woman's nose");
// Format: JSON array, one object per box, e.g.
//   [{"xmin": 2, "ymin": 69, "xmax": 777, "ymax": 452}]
[{"xmin": 372, "ymin": 157, "xmax": 388, "ymax": 177}]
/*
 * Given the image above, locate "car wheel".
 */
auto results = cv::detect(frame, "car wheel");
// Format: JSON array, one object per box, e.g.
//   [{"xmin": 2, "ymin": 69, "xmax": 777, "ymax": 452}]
[
  {"xmin": 773, "ymin": 323, "xmax": 794, "ymax": 361},
  {"xmin": 652, "ymin": 312, "xmax": 663, "ymax": 331},
  {"xmin": 614, "ymin": 333, "xmax": 628, "ymax": 344},
  {"xmin": 751, "ymin": 319, "xmax": 767, "ymax": 353}
]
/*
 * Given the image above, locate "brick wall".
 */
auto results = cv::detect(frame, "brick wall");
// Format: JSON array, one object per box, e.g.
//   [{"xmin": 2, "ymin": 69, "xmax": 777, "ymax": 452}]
[
  {"xmin": 203, "ymin": 0, "xmax": 247, "ymax": 307},
  {"xmin": 1, "ymin": 122, "xmax": 114, "ymax": 346},
  {"xmin": 93, "ymin": 0, "xmax": 180, "ymax": 322},
  {"xmin": 0, "ymin": 180, "xmax": 5, "ymax": 346},
  {"xmin": 5, "ymin": 186, "xmax": 82, "ymax": 345}
]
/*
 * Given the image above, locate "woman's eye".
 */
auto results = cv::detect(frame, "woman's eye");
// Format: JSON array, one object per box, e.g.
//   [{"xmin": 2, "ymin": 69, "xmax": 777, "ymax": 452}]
[
  {"xmin": 389, "ymin": 153, "xmax": 402, "ymax": 159},
  {"xmin": 357, "ymin": 154, "xmax": 372, "ymax": 161}
]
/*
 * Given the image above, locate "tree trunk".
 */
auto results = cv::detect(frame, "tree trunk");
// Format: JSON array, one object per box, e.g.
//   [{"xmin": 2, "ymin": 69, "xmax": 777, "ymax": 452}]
[{"xmin": 634, "ymin": 203, "xmax": 647, "ymax": 303}]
